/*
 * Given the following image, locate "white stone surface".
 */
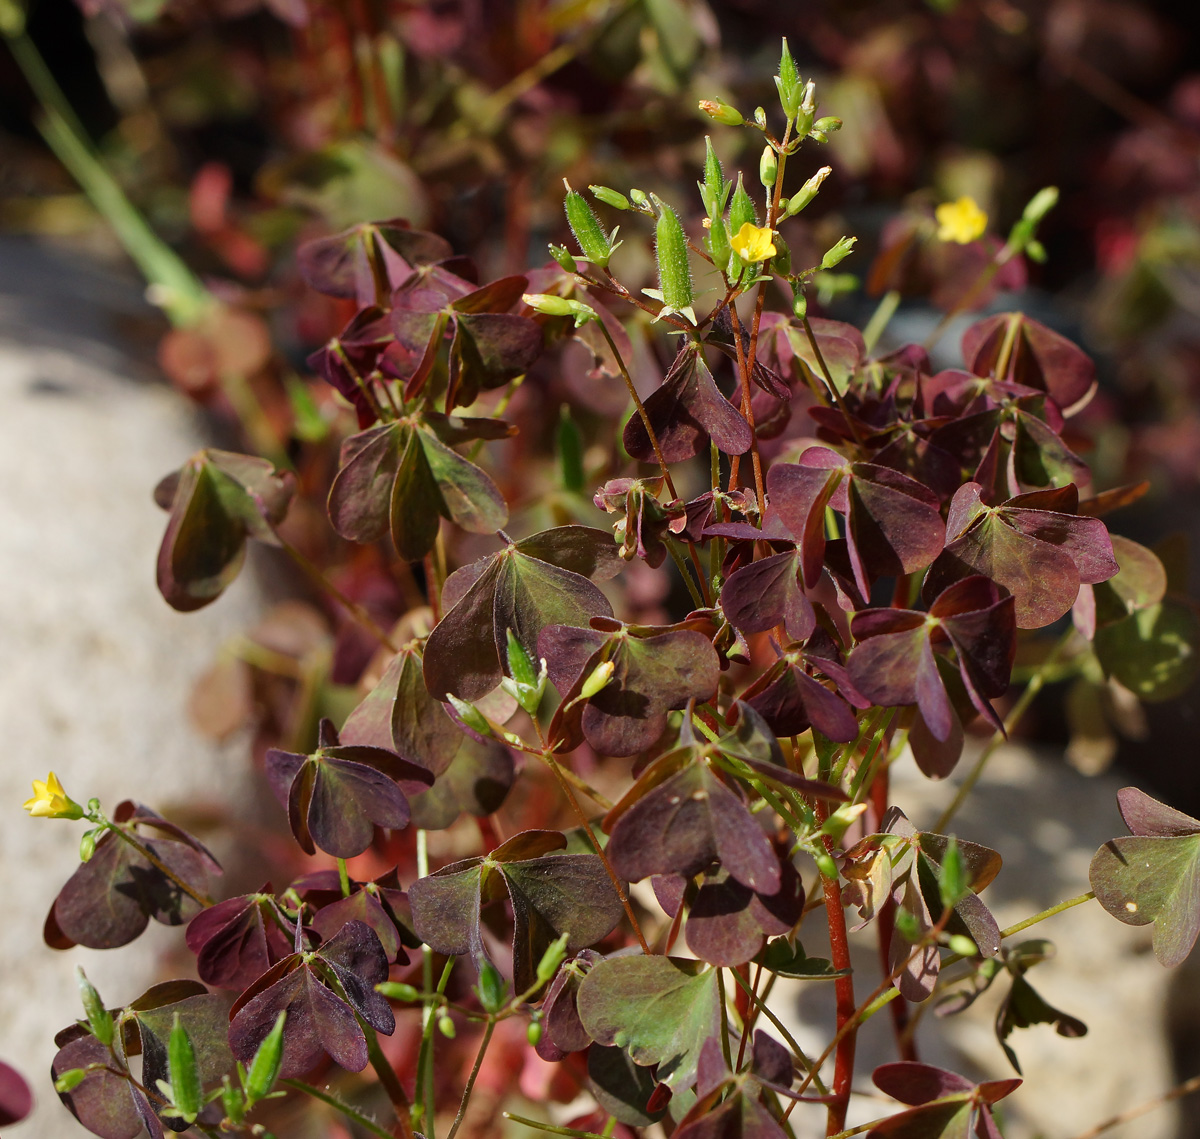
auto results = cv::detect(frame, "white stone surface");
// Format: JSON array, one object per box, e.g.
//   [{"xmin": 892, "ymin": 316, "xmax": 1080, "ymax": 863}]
[{"xmin": 0, "ymin": 274, "xmax": 260, "ymax": 1135}]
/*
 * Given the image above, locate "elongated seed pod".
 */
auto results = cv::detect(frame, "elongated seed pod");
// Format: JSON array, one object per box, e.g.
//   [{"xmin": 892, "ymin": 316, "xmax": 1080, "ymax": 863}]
[
  {"xmin": 168, "ymin": 1015, "xmax": 202, "ymax": 1122},
  {"xmin": 650, "ymin": 195, "xmax": 693, "ymax": 314},
  {"xmin": 564, "ymin": 182, "xmax": 613, "ymax": 268},
  {"xmin": 728, "ymin": 172, "xmax": 757, "ymax": 235}
]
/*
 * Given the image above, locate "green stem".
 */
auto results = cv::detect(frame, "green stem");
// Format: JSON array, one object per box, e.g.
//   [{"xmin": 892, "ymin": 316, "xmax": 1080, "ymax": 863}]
[
  {"xmin": 414, "ymin": 957, "xmax": 456, "ymax": 1137},
  {"xmin": 106, "ymin": 824, "xmax": 212, "ymax": 908},
  {"xmin": 337, "ymin": 858, "xmax": 351, "ymax": 898},
  {"xmin": 281, "ymin": 1080, "xmax": 396, "ymax": 1139},
  {"xmin": 279, "ymin": 538, "xmax": 400, "ymax": 653},
  {"xmin": 445, "ymin": 1019, "xmax": 495, "ymax": 1139},
  {"xmin": 726, "ymin": 965, "xmax": 828, "ymax": 1093},
  {"xmin": 716, "ymin": 968, "xmax": 734, "ymax": 1070},
  {"xmin": 861, "ymin": 290, "xmax": 901, "ymax": 353},
  {"xmin": 933, "ymin": 628, "xmax": 1073, "ymax": 834},
  {"xmin": 1068, "ymin": 1070, "xmax": 1200, "ymax": 1139},
  {"xmin": 998, "ymin": 890, "xmax": 1096, "ymax": 941},
  {"xmin": 503, "ymin": 1113, "xmax": 611, "ymax": 1139}
]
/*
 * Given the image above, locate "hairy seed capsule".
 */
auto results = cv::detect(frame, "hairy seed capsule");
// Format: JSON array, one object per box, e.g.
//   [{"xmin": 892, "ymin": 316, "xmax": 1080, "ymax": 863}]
[
  {"xmin": 651, "ymin": 196, "xmax": 694, "ymax": 316},
  {"xmin": 728, "ymin": 173, "xmax": 757, "ymax": 235},
  {"xmin": 564, "ymin": 182, "xmax": 613, "ymax": 268}
]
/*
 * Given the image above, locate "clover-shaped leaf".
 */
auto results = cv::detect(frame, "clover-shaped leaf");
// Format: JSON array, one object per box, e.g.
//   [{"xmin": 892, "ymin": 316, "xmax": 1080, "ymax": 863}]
[
  {"xmin": 623, "ymin": 341, "xmax": 752, "ymax": 463},
  {"xmin": 719, "ymin": 549, "xmax": 815, "ymax": 643},
  {"xmin": 407, "ymin": 830, "xmax": 624, "ymax": 991},
  {"xmin": 228, "ymin": 920, "xmax": 393, "ymax": 1078},
  {"xmin": 154, "ymin": 450, "xmax": 295, "ymax": 612},
  {"xmin": 408, "ymin": 735, "xmax": 516, "ymax": 829},
  {"xmin": 577, "ymin": 955, "xmax": 721, "ymax": 1091},
  {"xmin": 685, "ymin": 857, "xmax": 804, "ymax": 967},
  {"xmin": 328, "ymin": 414, "xmax": 512, "ymax": 561},
  {"xmin": 424, "ymin": 526, "xmax": 622, "ymax": 701},
  {"xmin": 923, "ymin": 483, "xmax": 1117, "ymax": 629},
  {"xmin": 587, "ymin": 1044, "xmax": 671, "ymax": 1128},
  {"xmin": 297, "ymin": 218, "xmax": 454, "ymax": 302},
  {"xmin": 605, "ymin": 752, "xmax": 781, "ymax": 894},
  {"xmin": 770, "ymin": 446, "xmax": 945, "ymax": 598},
  {"xmin": 848, "ymin": 576, "xmax": 1016, "ymax": 742},
  {"xmin": 0, "ymin": 1061, "xmax": 31, "ymax": 1128},
  {"xmin": 265, "ymin": 718, "xmax": 433, "ymax": 858},
  {"xmin": 1090, "ymin": 787, "xmax": 1200, "ymax": 966},
  {"xmin": 46, "ymin": 802, "xmax": 220, "ymax": 951},
  {"xmin": 541, "ymin": 617, "xmax": 721, "ymax": 757},
  {"xmin": 869, "ymin": 1062, "xmax": 1020, "ymax": 1139},
  {"xmin": 185, "ymin": 890, "xmax": 296, "ymax": 990}
]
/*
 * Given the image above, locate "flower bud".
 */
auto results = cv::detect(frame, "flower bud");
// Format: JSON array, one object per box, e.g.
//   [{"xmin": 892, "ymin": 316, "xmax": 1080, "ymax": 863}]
[
  {"xmin": 792, "ymin": 290, "xmax": 808, "ymax": 319},
  {"xmin": 759, "ymin": 145, "xmax": 779, "ymax": 189},
  {"xmin": 785, "ymin": 166, "xmax": 831, "ymax": 216},
  {"xmin": 820, "ymin": 235, "xmax": 857, "ymax": 270},
  {"xmin": 753, "ymin": 106, "xmax": 768, "ymax": 129},
  {"xmin": 698, "ymin": 98, "xmax": 743, "ymax": 126},
  {"xmin": 629, "ymin": 188, "xmax": 651, "ymax": 211},
  {"xmin": 79, "ymin": 829, "xmax": 97, "ymax": 863},
  {"xmin": 376, "ymin": 981, "xmax": 422, "ymax": 1003},
  {"xmin": 579, "ymin": 659, "xmax": 616, "ymax": 700},
  {"xmin": 814, "ymin": 849, "xmax": 839, "ymax": 881},
  {"xmin": 1022, "ymin": 185, "xmax": 1059, "ymax": 226},
  {"xmin": 54, "ymin": 1069, "xmax": 88, "ymax": 1094},
  {"xmin": 699, "ymin": 136, "xmax": 726, "ymax": 216},
  {"xmin": 947, "ymin": 934, "xmax": 979, "ymax": 958},
  {"xmin": 446, "ymin": 694, "xmax": 493, "ymax": 737},
  {"xmin": 438, "ymin": 1015, "xmax": 456, "ymax": 1038},
  {"xmin": 477, "ymin": 959, "xmax": 507, "ymax": 1013},
  {"xmin": 536, "ymin": 933, "xmax": 570, "ymax": 985},
  {"xmin": 522, "ymin": 292, "xmax": 597, "ymax": 328},
  {"xmin": 527, "ymin": 1020, "xmax": 543, "ymax": 1047},
  {"xmin": 813, "ymin": 116, "xmax": 842, "ymax": 134},
  {"xmin": 590, "ymin": 185, "xmax": 630, "ymax": 211},
  {"xmin": 820, "ymin": 802, "xmax": 868, "ymax": 845},
  {"xmin": 706, "ymin": 215, "xmax": 731, "ymax": 275}
]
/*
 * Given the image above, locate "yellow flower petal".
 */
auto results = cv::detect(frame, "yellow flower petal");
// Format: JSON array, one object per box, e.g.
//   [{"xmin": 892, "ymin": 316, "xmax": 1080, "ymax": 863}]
[
  {"xmin": 23, "ymin": 771, "xmax": 83, "ymax": 819},
  {"xmin": 731, "ymin": 222, "xmax": 777, "ymax": 264},
  {"xmin": 935, "ymin": 196, "xmax": 988, "ymax": 244}
]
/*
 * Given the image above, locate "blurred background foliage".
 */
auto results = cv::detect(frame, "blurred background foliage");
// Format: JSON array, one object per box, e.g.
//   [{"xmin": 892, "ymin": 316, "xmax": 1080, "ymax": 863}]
[{"xmin": 5, "ymin": 0, "xmax": 1200, "ymax": 797}]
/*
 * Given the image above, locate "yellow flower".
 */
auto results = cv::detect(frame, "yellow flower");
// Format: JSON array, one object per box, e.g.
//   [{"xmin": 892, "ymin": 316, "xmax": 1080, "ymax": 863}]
[
  {"xmin": 731, "ymin": 222, "xmax": 777, "ymax": 264},
  {"xmin": 23, "ymin": 772, "xmax": 84, "ymax": 819},
  {"xmin": 935, "ymin": 196, "xmax": 988, "ymax": 244}
]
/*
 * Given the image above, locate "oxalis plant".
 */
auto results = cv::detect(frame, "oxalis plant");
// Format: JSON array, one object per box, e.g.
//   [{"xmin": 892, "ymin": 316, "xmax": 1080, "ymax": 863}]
[{"xmin": 23, "ymin": 40, "xmax": 1200, "ymax": 1139}]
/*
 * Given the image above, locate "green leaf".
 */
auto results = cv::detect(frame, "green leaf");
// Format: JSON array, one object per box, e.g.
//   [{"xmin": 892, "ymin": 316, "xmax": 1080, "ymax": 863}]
[
  {"xmin": 1090, "ymin": 830, "xmax": 1200, "ymax": 966},
  {"xmin": 1093, "ymin": 600, "xmax": 1200, "ymax": 702},
  {"xmin": 576, "ymin": 956, "xmax": 721, "ymax": 1090}
]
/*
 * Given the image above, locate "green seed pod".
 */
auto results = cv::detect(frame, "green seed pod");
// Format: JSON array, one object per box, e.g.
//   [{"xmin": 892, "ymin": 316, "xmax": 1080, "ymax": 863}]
[
  {"xmin": 438, "ymin": 1015, "xmax": 456, "ymax": 1038},
  {"xmin": 590, "ymin": 185, "xmax": 630, "ymax": 211},
  {"xmin": 76, "ymin": 967, "xmax": 113, "ymax": 1046},
  {"xmin": 168, "ymin": 1015, "xmax": 202, "ymax": 1123},
  {"xmin": 699, "ymin": 136, "xmax": 725, "ymax": 216},
  {"xmin": 375, "ymin": 981, "xmax": 422, "ymax": 1003},
  {"xmin": 728, "ymin": 173, "xmax": 757, "ymax": 236},
  {"xmin": 759, "ymin": 145, "xmax": 779, "ymax": 190},
  {"xmin": 564, "ymin": 182, "xmax": 614, "ymax": 268},
  {"xmin": 947, "ymin": 934, "xmax": 979, "ymax": 958},
  {"xmin": 54, "ymin": 1068, "xmax": 88, "ymax": 1094},
  {"xmin": 651, "ymin": 195, "xmax": 694, "ymax": 315},
  {"xmin": 772, "ymin": 232, "xmax": 792, "ymax": 275},
  {"xmin": 505, "ymin": 628, "xmax": 537, "ymax": 689},
  {"xmin": 477, "ymin": 959, "xmax": 507, "ymax": 1014},
  {"xmin": 776, "ymin": 38, "xmax": 802, "ymax": 118},
  {"xmin": 548, "ymin": 244, "xmax": 576, "ymax": 272},
  {"xmin": 814, "ymin": 849, "xmax": 838, "ymax": 881},
  {"xmin": 536, "ymin": 932, "xmax": 570, "ymax": 986},
  {"xmin": 245, "ymin": 1010, "xmax": 286, "ymax": 1105},
  {"xmin": 820, "ymin": 235, "xmax": 857, "ymax": 270},
  {"xmin": 707, "ymin": 216, "xmax": 731, "ymax": 276}
]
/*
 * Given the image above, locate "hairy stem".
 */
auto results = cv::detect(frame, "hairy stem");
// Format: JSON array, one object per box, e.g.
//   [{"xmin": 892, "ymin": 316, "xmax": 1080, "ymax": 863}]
[
  {"xmin": 282, "ymin": 1080, "xmax": 397, "ymax": 1139},
  {"xmin": 445, "ymin": 1019, "xmax": 495, "ymax": 1139}
]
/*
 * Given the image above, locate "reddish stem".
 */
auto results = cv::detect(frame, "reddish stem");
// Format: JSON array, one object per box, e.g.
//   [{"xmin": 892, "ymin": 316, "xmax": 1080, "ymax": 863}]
[{"xmin": 821, "ymin": 858, "xmax": 857, "ymax": 1134}]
